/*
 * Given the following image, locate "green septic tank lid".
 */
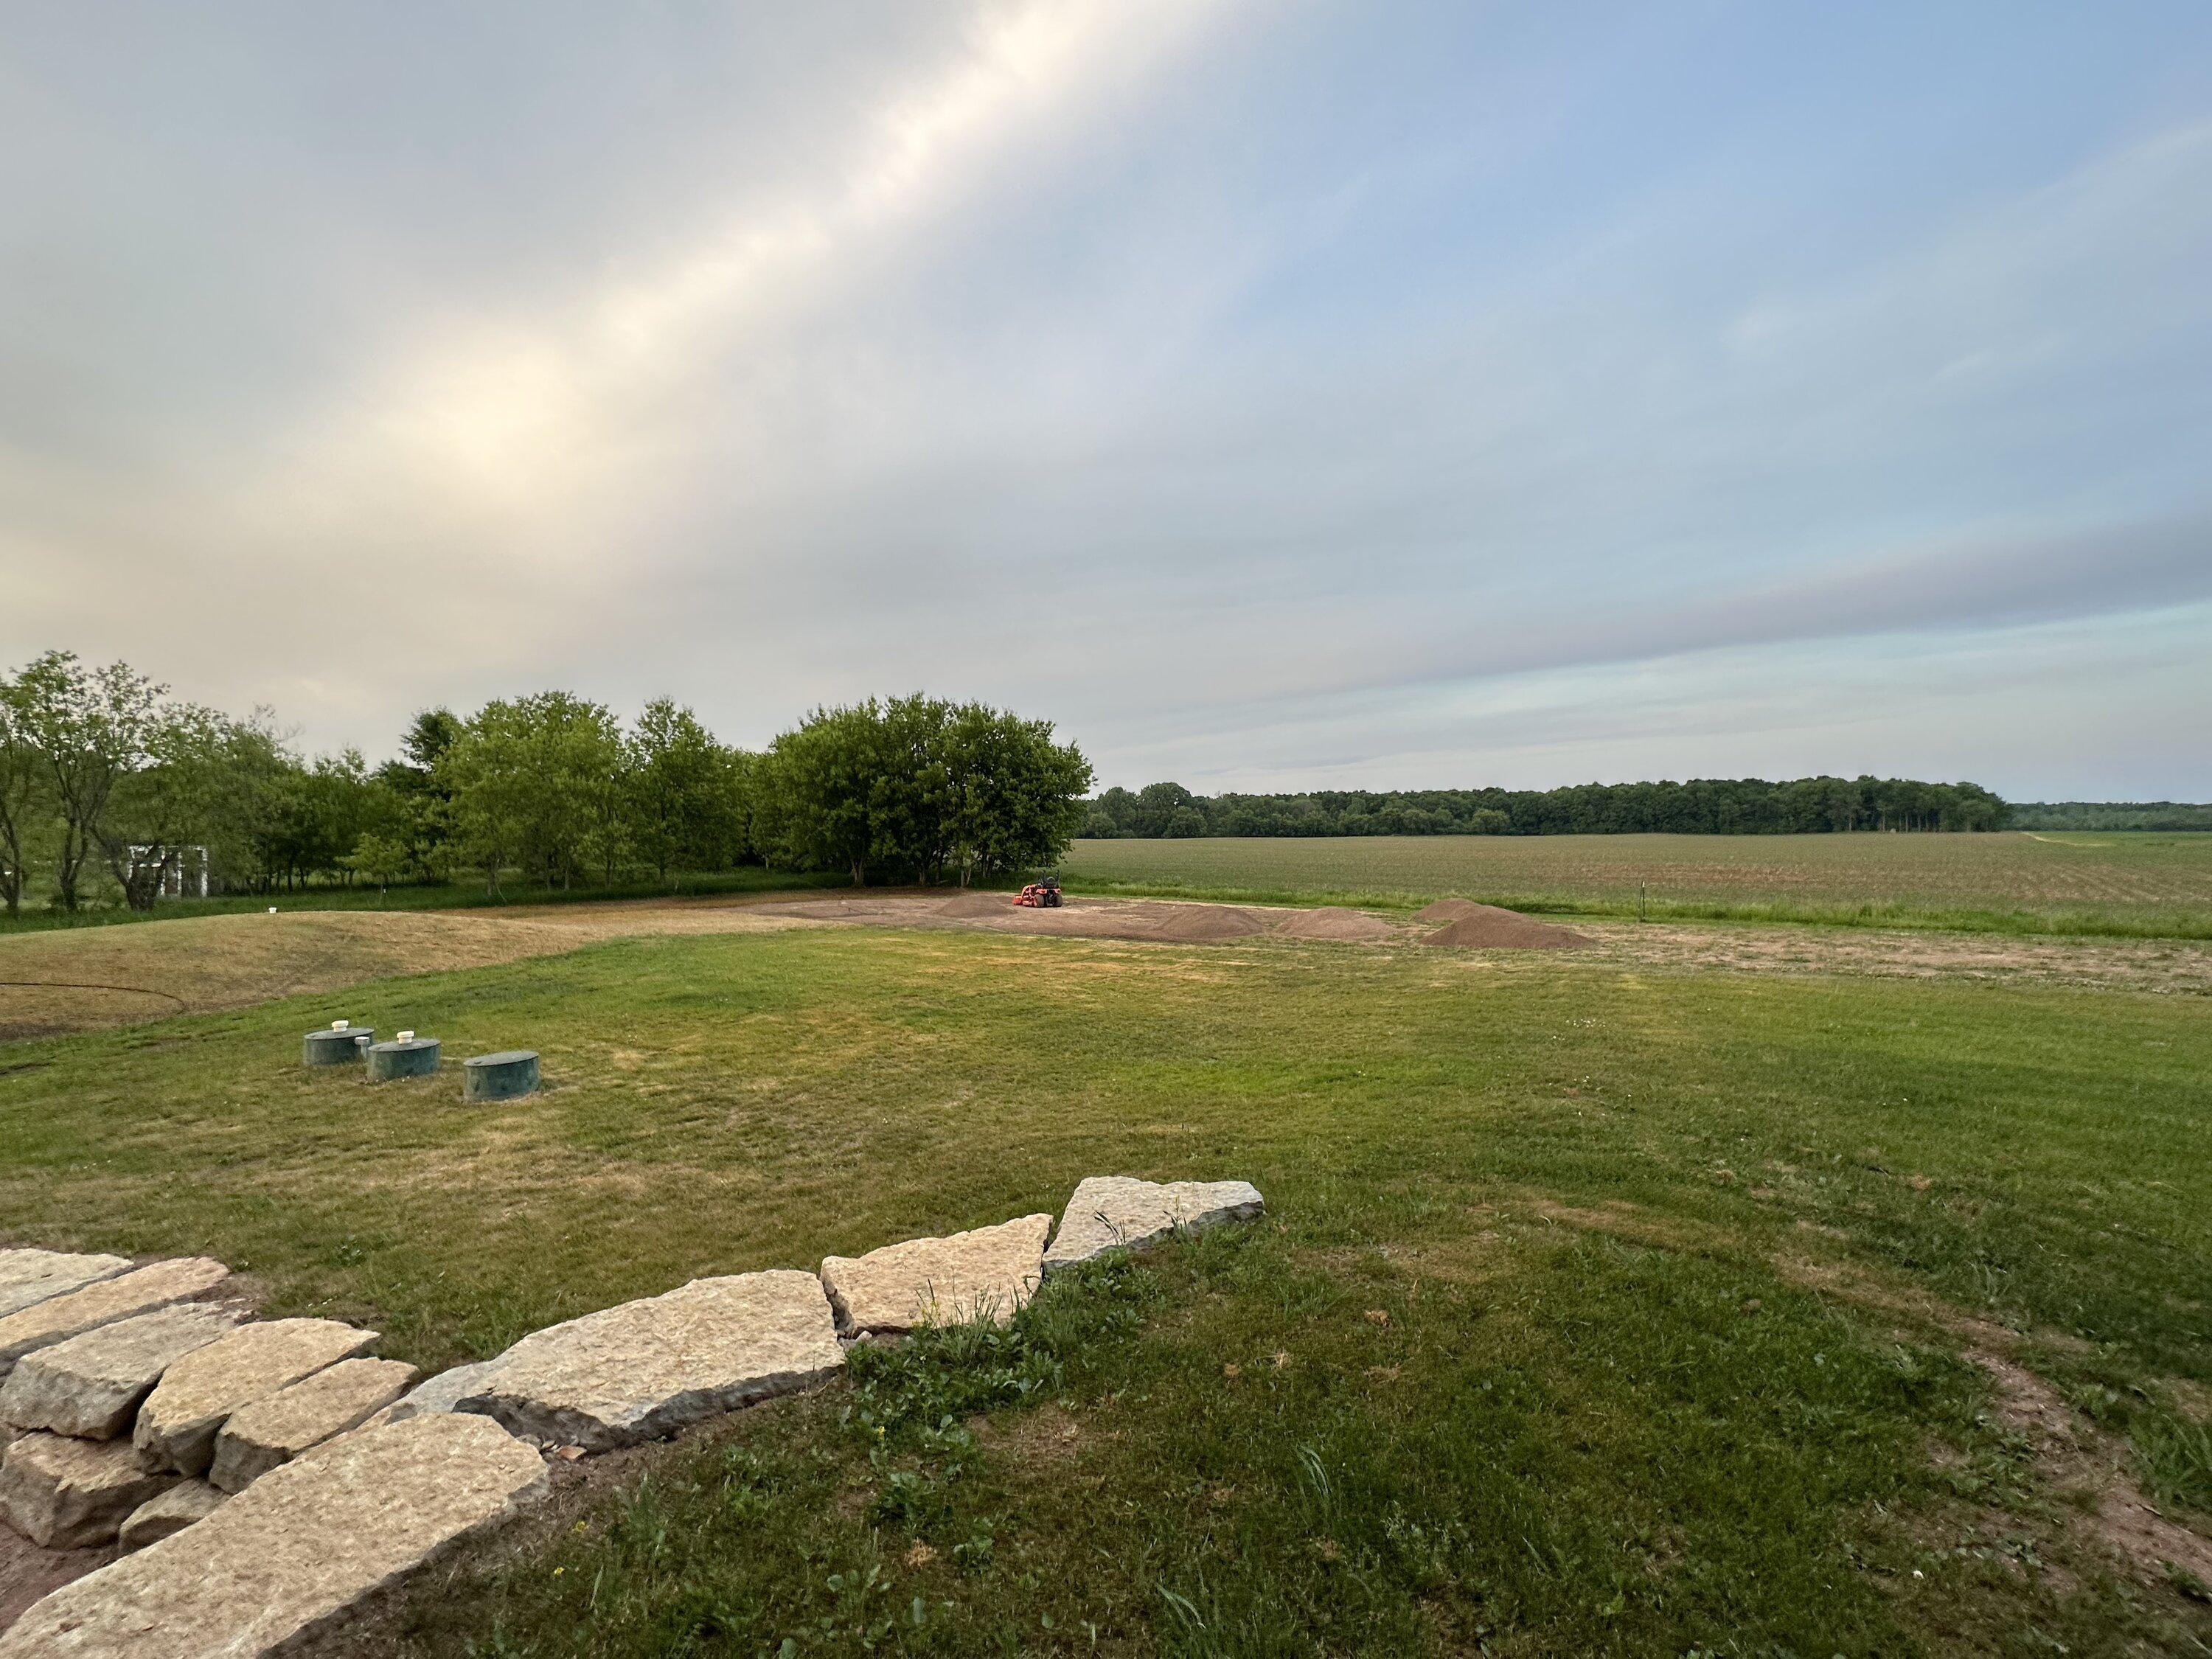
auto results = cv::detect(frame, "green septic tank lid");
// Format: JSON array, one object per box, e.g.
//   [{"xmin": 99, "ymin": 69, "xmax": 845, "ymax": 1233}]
[{"xmin": 465, "ymin": 1050, "xmax": 535, "ymax": 1066}]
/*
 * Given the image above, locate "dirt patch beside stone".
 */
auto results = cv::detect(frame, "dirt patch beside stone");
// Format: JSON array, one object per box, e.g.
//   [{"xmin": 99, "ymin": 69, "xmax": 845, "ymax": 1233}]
[{"xmin": 0, "ymin": 1521, "xmax": 117, "ymax": 1632}]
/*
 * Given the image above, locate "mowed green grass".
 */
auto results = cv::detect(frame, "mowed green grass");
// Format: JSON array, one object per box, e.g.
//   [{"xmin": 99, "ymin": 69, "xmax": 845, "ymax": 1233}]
[
  {"xmin": 1, "ymin": 925, "xmax": 2208, "ymax": 1653},
  {"xmin": 1060, "ymin": 832, "xmax": 2212, "ymax": 938}
]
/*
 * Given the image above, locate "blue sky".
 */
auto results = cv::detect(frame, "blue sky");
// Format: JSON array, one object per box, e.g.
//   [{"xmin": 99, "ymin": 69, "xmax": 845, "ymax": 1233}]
[{"xmin": 3, "ymin": 2, "xmax": 2208, "ymax": 797}]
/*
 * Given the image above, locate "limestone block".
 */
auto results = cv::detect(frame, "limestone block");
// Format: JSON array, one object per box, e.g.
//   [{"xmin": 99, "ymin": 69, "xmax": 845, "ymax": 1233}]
[
  {"xmin": 458, "ymin": 1270, "xmax": 843, "ymax": 1451},
  {"xmin": 0, "ymin": 1432, "xmax": 175, "ymax": 1549},
  {"xmin": 116, "ymin": 1479, "xmax": 223, "ymax": 1550},
  {"xmin": 820, "ymin": 1214, "xmax": 1051, "ymax": 1333},
  {"xmin": 0, "ymin": 1307, "xmax": 237, "ymax": 1439},
  {"xmin": 1040, "ymin": 1177, "xmax": 1265, "ymax": 1274},
  {"xmin": 0, "ymin": 1259, "xmax": 229, "ymax": 1380},
  {"xmin": 0, "ymin": 1415, "xmax": 547, "ymax": 1658},
  {"xmin": 0, "ymin": 1251, "xmax": 131, "ymax": 1320},
  {"xmin": 209, "ymin": 1357, "xmax": 417, "ymax": 1492},
  {"xmin": 135, "ymin": 1319, "xmax": 377, "ymax": 1475},
  {"xmin": 355, "ymin": 1359, "xmax": 503, "ymax": 1434}
]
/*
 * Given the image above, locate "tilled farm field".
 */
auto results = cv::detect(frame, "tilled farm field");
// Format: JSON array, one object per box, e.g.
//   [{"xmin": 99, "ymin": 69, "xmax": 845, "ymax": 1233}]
[{"xmin": 1060, "ymin": 831, "xmax": 2212, "ymax": 936}]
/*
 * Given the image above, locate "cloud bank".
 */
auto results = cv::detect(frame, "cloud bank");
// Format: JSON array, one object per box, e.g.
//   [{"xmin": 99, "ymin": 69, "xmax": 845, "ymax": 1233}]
[{"xmin": 2, "ymin": 2, "xmax": 2208, "ymax": 798}]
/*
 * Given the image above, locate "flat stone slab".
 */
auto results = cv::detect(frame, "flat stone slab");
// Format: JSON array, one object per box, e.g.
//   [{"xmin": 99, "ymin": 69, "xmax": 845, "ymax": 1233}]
[
  {"xmin": 0, "ymin": 1306, "xmax": 238, "ymax": 1440},
  {"xmin": 821, "ymin": 1214, "xmax": 1052, "ymax": 1333},
  {"xmin": 458, "ymin": 1270, "xmax": 844, "ymax": 1451},
  {"xmin": 0, "ymin": 1415, "xmax": 548, "ymax": 1658},
  {"xmin": 209, "ymin": 1357, "xmax": 417, "ymax": 1493},
  {"xmin": 358, "ymin": 1360, "xmax": 502, "ymax": 1434},
  {"xmin": 135, "ymin": 1319, "xmax": 378, "ymax": 1476},
  {"xmin": 0, "ymin": 1252, "xmax": 132, "ymax": 1321},
  {"xmin": 117, "ymin": 1479, "xmax": 224, "ymax": 1551},
  {"xmin": 0, "ymin": 1432, "xmax": 176, "ymax": 1549},
  {"xmin": 1040, "ymin": 1178, "xmax": 1265, "ymax": 1274},
  {"xmin": 0, "ymin": 1259, "xmax": 230, "ymax": 1380}
]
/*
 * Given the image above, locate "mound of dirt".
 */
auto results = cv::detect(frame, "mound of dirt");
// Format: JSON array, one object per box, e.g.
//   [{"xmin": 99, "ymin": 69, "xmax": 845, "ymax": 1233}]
[
  {"xmin": 1273, "ymin": 907, "xmax": 1394, "ymax": 942},
  {"xmin": 1152, "ymin": 906, "xmax": 1270, "ymax": 943},
  {"xmin": 1420, "ymin": 904, "xmax": 1590, "ymax": 950},
  {"xmin": 936, "ymin": 891, "xmax": 1018, "ymax": 918},
  {"xmin": 1413, "ymin": 897, "xmax": 1486, "ymax": 924}
]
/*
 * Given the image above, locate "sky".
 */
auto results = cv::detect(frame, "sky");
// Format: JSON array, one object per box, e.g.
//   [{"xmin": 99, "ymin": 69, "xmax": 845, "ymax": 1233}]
[{"xmin": 3, "ymin": 2, "xmax": 2209, "ymax": 800}]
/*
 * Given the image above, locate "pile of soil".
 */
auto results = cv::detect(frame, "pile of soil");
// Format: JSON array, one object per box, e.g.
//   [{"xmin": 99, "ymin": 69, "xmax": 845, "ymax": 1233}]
[
  {"xmin": 1273, "ymin": 907, "xmax": 1394, "ymax": 942},
  {"xmin": 1419, "ymin": 902, "xmax": 1590, "ymax": 950},
  {"xmin": 936, "ymin": 891, "xmax": 1017, "ymax": 918},
  {"xmin": 1152, "ymin": 905, "xmax": 1270, "ymax": 942},
  {"xmin": 1414, "ymin": 897, "xmax": 1486, "ymax": 924}
]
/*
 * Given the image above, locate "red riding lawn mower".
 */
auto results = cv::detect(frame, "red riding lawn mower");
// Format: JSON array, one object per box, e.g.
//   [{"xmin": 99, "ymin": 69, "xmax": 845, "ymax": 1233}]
[{"xmin": 1012, "ymin": 876, "xmax": 1063, "ymax": 908}]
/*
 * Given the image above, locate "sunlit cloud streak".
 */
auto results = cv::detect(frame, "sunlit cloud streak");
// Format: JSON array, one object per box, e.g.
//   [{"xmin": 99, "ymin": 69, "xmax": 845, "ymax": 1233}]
[{"xmin": 1, "ymin": 2, "xmax": 2206, "ymax": 799}]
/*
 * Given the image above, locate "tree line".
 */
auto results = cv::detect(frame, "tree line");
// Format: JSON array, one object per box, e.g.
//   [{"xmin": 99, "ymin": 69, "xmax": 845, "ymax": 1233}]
[
  {"xmin": 2006, "ymin": 801, "xmax": 2212, "ymax": 832},
  {"xmin": 1082, "ymin": 776, "xmax": 2011, "ymax": 839},
  {"xmin": 0, "ymin": 652, "xmax": 1091, "ymax": 914}
]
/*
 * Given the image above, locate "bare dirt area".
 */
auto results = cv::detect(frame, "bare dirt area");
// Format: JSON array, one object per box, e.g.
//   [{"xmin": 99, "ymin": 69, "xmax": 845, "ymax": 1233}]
[
  {"xmin": 9, "ymin": 890, "xmax": 2205, "ymax": 1046},
  {"xmin": 755, "ymin": 894, "xmax": 2212, "ymax": 994},
  {"xmin": 0, "ymin": 1523, "xmax": 118, "ymax": 1633},
  {"xmin": 751, "ymin": 891, "xmax": 1298, "ymax": 945}
]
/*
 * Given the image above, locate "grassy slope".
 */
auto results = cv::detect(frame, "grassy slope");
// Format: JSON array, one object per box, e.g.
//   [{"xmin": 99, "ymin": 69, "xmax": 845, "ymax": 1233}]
[
  {"xmin": 0, "ymin": 867, "xmax": 843, "ymax": 937},
  {"xmin": 2, "ymin": 925, "xmax": 2208, "ymax": 1653},
  {"xmin": 1059, "ymin": 832, "xmax": 2212, "ymax": 939}
]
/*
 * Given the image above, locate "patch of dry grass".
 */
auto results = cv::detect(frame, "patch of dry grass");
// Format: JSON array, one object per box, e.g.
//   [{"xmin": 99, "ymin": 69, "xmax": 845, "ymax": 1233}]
[{"xmin": 0, "ymin": 902, "xmax": 809, "ymax": 1040}]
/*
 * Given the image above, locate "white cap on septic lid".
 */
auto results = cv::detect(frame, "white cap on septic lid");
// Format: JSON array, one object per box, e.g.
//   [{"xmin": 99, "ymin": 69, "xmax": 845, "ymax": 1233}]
[
  {"xmin": 333, "ymin": 1020, "xmax": 349, "ymax": 1032},
  {"xmin": 397, "ymin": 1030, "xmax": 415, "ymax": 1043}
]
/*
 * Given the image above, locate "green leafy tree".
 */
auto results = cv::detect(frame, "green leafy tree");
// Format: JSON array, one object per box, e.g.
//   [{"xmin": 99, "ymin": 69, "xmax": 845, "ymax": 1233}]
[
  {"xmin": 100, "ymin": 703, "xmax": 248, "ymax": 908},
  {"xmin": 375, "ymin": 709, "xmax": 464, "ymax": 880},
  {"xmin": 344, "ymin": 832, "xmax": 412, "ymax": 892},
  {"xmin": 1134, "ymin": 782, "xmax": 1194, "ymax": 837},
  {"xmin": 0, "ymin": 669, "xmax": 44, "ymax": 915},
  {"xmin": 441, "ymin": 692, "xmax": 626, "ymax": 893},
  {"xmin": 754, "ymin": 700, "xmax": 897, "ymax": 886},
  {"xmin": 1091, "ymin": 786, "xmax": 1139, "ymax": 835},
  {"xmin": 940, "ymin": 702, "xmax": 1093, "ymax": 883},
  {"xmin": 625, "ymin": 698, "xmax": 745, "ymax": 884},
  {"xmin": 757, "ymin": 697, "xmax": 1090, "ymax": 885},
  {"xmin": 11, "ymin": 652, "xmax": 163, "ymax": 910}
]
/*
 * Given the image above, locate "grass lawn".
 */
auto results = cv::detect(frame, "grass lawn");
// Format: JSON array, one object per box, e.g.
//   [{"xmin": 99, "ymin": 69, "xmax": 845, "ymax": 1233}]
[
  {"xmin": 1, "ymin": 922, "xmax": 2208, "ymax": 1653},
  {"xmin": 1060, "ymin": 832, "xmax": 2212, "ymax": 939}
]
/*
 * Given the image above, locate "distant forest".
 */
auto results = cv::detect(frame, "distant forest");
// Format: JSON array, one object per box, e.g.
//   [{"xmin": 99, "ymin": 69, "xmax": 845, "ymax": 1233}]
[
  {"xmin": 2006, "ymin": 801, "xmax": 2212, "ymax": 831},
  {"xmin": 1083, "ymin": 776, "xmax": 2011, "ymax": 839}
]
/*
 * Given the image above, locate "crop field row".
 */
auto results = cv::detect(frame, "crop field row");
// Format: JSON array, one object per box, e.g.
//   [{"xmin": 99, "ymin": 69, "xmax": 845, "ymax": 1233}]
[{"xmin": 1060, "ymin": 832, "xmax": 2212, "ymax": 936}]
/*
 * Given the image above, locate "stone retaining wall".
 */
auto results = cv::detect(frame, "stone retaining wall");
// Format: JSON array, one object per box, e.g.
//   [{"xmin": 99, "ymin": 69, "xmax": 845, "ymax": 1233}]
[{"xmin": 0, "ymin": 1175, "xmax": 1263, "ymax": 1657}]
